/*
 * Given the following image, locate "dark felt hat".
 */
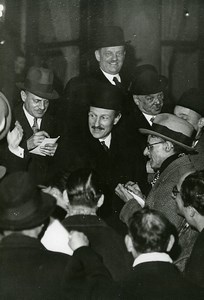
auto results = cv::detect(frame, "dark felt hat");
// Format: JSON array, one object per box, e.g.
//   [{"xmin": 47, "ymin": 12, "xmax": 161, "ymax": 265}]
[
  {"xmin": 0, "ymin": 172, "xmax": 56, "ymax": 230},
  {"xmin": 17, "ymin": 66, "xmax": 59, "ymax": 100},
  {"xmin": 88, "ymin": 81, "xmax": 123, "ymax": 111},
  {"xmin": 0, "ymin": 92, "xmax": 11, "ymax": 140},
  {"xmin": 94, "ymin": 26, "xmax": 129, "ymax": 50},
  {"xmin": 130, "ymin": 64, "xmax": 168, "ymax": 95},
  {"xmin": 139, "ymin": 113, "xmax": 196, "ymax": 152},
  {"xmin": 177, "ymin": 88, "xmax": 204, "ymax": 117}
]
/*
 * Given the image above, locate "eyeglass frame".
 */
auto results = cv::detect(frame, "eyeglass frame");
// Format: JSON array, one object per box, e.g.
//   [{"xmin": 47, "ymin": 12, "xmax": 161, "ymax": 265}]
[{"xmin": 146, "ymin": 141, "xmax": 165, "ymax": 151}]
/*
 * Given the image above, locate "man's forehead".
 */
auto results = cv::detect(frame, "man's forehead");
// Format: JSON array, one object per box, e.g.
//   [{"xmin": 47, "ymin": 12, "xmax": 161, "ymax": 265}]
[
  {"xmin": 89, "ymin": 106, "xmax": 115, "ymax": 115},
  {"xmin": 148, "ymin": 135, "xmax": 163, "ymax": 142}
]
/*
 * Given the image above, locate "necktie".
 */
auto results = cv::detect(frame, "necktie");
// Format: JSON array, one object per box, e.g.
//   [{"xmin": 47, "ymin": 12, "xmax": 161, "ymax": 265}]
[
  {"xmin": 150, "ymin": 116, "xmax": 155, "ymax": 124},
  {"xmin": 32, "ymin": 117, "xmax": 39, "ymax": 133},
  {"xmin": 151, "ymin": 170, "xmax": 160, "ymax": 187},
  {"xmin": 113, "ymin": 77, "xmax": 122, "ymax": 88},
  {"xmin": 101, "ymin": 141, "xmax": 109, "ymax": 152}
]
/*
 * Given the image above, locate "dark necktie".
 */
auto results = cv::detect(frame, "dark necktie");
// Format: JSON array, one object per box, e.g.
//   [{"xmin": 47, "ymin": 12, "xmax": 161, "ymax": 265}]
[
  {"xmin": 101, "ymin": 141, "xmax": 109, "ymax": 152},
  {"xmin": 150, "ymin": 116, "xmax": 155, "ymax": 124},
  {"xmin": 151, "ymin": 170, "xmax": 160, "ymax": 187},
  {"xmin": 113, "ymin": 77, "xmax": 122, "ymax": 88},
  {"xmin": 32, "ymin": 117, "xmax": 39, "ymax": 133}
]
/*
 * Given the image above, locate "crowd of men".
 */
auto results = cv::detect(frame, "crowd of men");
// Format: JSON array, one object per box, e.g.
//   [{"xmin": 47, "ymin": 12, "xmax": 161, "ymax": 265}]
[{"xmin": 0, "ymin": 25, "xmax": 204, "ymax": 299}]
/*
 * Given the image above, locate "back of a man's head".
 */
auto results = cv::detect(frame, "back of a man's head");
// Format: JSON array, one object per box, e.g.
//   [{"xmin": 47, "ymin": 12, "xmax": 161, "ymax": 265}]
[
  {"xmin": 128, "ymin": 207, "xmax": 176, "ymax": 254},
  {"xmin": 65, "ymin": 168, "xmax": 103, "ymax": 208}
]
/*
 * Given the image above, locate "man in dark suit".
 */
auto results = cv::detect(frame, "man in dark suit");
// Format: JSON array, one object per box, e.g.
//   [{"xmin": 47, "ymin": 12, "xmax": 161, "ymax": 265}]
[
  {"xmin": 0, "ymin": 171, "xmax": 111, "ymax": 300},
  {"xmin": 120, "ymin": 207, "xmax": 201, "ymax": 300},
  {"xmin": 6, "ymin": 66, "xmax": 67, "ymax": 185},
  {"xmin": 174, "ymin": 170, "xmax": 204, "ymax": 288},
  {"xmin": 62, "ymin": 168, "xmax": 132, "ymax": 281},
  {"xmin": 62, "ymin": 26, "xmax": 130, "ymax": 141},
  {"xmin": 65, "ymin": 82, "xmax": 148, "ymax": 234},
  {"xmin": 125, "ymin": 64, "xmax": 168, "ymax": 151}
]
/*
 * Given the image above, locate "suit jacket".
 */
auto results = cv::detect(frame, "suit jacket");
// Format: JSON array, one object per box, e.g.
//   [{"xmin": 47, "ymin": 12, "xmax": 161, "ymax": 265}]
[
  {"xmin": 184, "ymin": 228, "xmax": 204, "ymax": 287},
  {"xmin": 191, "ymin": 132, "xmax": 204, "ymax": 171},
  {"xmin": 65, "ymin": 127, "xmax": 149, "ymax": 217},
  {"xmin": 120, "ymin": 261, "xmax": 202, "ymax": 300},
  {"xmin": 62, "ymin": 214, "xmax": 132, "ymax": 281},
  {"xmin": 0, "ymin": 233, "xmax": 112, "ymax": 300},
  {"xmin": 9, "ymin": 104, "xmax": 67, "ymax": 185}
]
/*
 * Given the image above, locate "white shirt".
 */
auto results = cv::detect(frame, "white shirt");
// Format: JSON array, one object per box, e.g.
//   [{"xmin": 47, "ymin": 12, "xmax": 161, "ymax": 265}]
[
  {"xmin": 142, "ymin": 113, "xmax": 155, "ymax": 126},
  {"xmin": 23, "ymin": 106, "xmax": 42, "ymax": 129},
  {"xmin": 99, "ymin": 133, "xmax": 111, "ymax": 149},
  {"xmin": 100, "ymin": 69, "xmax": 121, "ymax": 85},
  {"xmin": 133, "ymin": 252, "xmax": 173, "ymax": 268}
]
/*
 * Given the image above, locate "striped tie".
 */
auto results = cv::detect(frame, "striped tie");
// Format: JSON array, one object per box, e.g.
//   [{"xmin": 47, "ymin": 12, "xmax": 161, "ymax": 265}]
[{"xmin": 32, "ymin": 117, "xmax": 39, "ymax": 133}]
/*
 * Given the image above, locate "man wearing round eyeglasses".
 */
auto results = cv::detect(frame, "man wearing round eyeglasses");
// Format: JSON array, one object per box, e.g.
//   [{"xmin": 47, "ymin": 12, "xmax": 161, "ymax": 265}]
[{"xmin": 115, "ymin": 113, "xmax": 199, "ymax": 270}]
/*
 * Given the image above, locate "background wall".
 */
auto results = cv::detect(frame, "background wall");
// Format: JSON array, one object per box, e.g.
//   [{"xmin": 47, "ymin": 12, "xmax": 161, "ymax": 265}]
[{"xmin": 1, "ymin": 0, "xmax": 204, "ymax": 105}]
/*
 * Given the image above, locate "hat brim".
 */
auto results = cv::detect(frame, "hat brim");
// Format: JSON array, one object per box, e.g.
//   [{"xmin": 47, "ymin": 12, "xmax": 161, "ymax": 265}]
[
  {"xmin": 0, "ymin": 92, "xmax": 12, "ymax": 140},
  {"xmin": 139, "ymin": 127, "xmax": 196, "ymax": 153},
  {"xmin": 0, "ymin": 192, "xmax": 56, "ymax": 230},
  {"xmin": 94, "ymin": 40, "xmax": 131, "ymax": 50},
  {"xmin": 16, "ymin": 82, "xmax": 59, "ymax": 100}
]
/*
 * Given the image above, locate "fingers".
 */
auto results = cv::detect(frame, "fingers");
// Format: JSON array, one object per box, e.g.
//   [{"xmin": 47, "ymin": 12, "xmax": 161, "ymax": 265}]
[
  {"xmin": 40, "ymin": 143, "xmax": 58, "ymax": 156},
  {"xmin": 68, "ymin": 230, "xmax": 89, "ymax": 251},
  {"xmin": 35, "ymin": 131, "xmax": 50, "ymax": 138}
]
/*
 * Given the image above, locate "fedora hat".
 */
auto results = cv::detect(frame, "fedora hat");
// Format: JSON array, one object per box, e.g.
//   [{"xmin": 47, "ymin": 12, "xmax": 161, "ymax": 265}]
[
  {"xmin": 94, "ymin": 26, "xmax": 129, "ymax": 50},
  {"xmin": 139, "ymin": 113, "xmax": 196, "ymax": 152},
  {"xmin": 88, "ymin": 81, "xmax": 123, "ymax": 111},
  {"xmin": 130, "ymin": 64, "xmax": 168, "ymax": 95},
  {"xmin": 0, "ymin": 172, "xmax": 56, "ymax": 230},
  {"xmin": 17, "ymin": 66, "xmax": 59, "ymax": 100},
  {"xmin": 177, "ymin": 88, "xmax": 204, "ymax": 117},
  {"xmin": 0, "ymin": 92, "xmax": 11, "ymax": 140}
]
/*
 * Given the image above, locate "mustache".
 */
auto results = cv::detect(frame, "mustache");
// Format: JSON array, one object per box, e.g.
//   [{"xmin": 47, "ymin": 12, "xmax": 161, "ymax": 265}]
[{"xmin": 91, "ymin": 126, "xmax": 104, "ymax": 130}]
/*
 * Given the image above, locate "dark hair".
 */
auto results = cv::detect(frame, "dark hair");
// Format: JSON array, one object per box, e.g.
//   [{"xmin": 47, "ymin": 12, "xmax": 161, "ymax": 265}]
[
  {"xmin": 181, "ymin": 170, "xmax": 204, "ymax": 215},
  {"xmin": 128, "ymin": 207, "xmax": 176, "ymax": 253},
  {"xmin": 65, "ymin": 168, "xmax": 103, "ymax": 208}
]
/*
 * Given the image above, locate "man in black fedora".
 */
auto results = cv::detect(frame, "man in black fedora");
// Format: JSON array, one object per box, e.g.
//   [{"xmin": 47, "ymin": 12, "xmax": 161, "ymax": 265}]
[
  {"xmin": 0, "ymin": 171, "xmax": 112, "ymax": 299},
  {"xmin": 174, "ymin": 88, "xmax": 204, "ymax": 171},
  {"xmin": 116, "ymin": 113, "xmax": 198, "ymax": 270},
  {"xmin": 5, "ymin": 66, "xmax": 67, "ymax": 185},
  {"xmin": 62, "ymin": 26, "xmax": 130, "ymax": 142},
  {"xmin": 125, "ymin": 65, "xmax": 168, "ymax": 148},
  {"xmin": 65, "ymin": 82, "xmax": 148, "ymax": 234}
]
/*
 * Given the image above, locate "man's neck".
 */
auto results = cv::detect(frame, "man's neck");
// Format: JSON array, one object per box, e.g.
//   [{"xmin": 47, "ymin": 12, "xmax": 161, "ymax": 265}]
[{"xmin": 68, "ymin": 205, "xmax": 97, "ymax": 216}]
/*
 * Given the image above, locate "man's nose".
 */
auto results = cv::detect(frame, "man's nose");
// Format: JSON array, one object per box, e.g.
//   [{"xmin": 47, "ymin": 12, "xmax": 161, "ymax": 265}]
[
  {"xmin": 94, "ymin": 117, "xmax": 100, "ymax": 127},
  {"xmin": 112, "ymin": 53, "xmax": 117, "ymax": 61},
  {"xmin": 39, "ymin": 101, "xmax": 45, "ymax": 109},
  {"xmin": 143, "ymin": 147, "xmax": 149, "ymax": 156}
]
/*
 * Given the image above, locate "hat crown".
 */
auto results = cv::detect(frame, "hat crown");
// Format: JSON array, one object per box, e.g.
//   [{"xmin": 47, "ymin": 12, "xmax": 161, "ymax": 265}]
[
  {"xmin": 0, "ymin": 172, "xmax": 56, "ymax": 230},
  {"xmin": 130, "ymin": 64, "xmax": 168, "ymax": 95},
  {"xmin": 94, "ymin": 26, "xmax": 126, "ymax": 49},
  {"xmin": 88, "ymin": 81, "xmax": 123, "ymax": 111},
  {"xmin": 19, "ymin": 66, "xmax": 59, "ymax": 100},
  {"xmin": 177, "ymin": 88, "xmax": 204, "ymax": 117}
]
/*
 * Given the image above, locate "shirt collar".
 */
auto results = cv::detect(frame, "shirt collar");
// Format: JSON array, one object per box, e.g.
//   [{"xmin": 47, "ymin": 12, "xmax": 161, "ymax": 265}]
[
  {"xmin": 23, "ymin": 105, "xmax": 42, "ymax": 128},
  {"xmin": 99, "ymin": 133, "xmax": 111, "ymax": 148},
  {"xmin": 133, "ymin": 252, "xmax": 172, "ymax": 267},
  {"xmin": 100, "ymin": 69, "xmax": 121, "ymax": 85},
  {"xmin": 142, "ymin": 113, "xmax": 155, "ymax": 125}
]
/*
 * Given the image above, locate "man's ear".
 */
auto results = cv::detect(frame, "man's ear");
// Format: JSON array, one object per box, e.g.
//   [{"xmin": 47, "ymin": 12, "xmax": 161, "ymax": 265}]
[
  {"xmin": 97, "ymin": 194, "xmax": 104, "ymax": 208},
  {"xmin": 113, "ymin": 113, "xmax": 122, "ymax": 125},
  {"xmin": 166, "ymin": 234, "xmax": 175, "ymax": 252},
  {"xmin": 165, "ymin": 141, "xmax": 174, "ymax": 152},
  {"xmin": 62, "ymin": 190, "xmax": 69, "ymax": 205},
  {"xmin": 133, "ymin": 95, "xmax": 140, "ymax": 106},
  {"xmin": 95, "ymin": 50, "xmax": 100, "ymax": 62},
  {"xmin": 20, "ymin": 90, "xmax": 27, "ymax": 103},
  {"xmin": 125, "ymin": 234, "xmax": 134, "ymax": 253}
]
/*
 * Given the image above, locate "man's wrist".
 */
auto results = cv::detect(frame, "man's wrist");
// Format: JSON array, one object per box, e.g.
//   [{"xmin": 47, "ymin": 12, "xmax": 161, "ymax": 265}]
[{"xmin": 8, "ymin": 145, "xmax": 24, "ymax": 158}]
